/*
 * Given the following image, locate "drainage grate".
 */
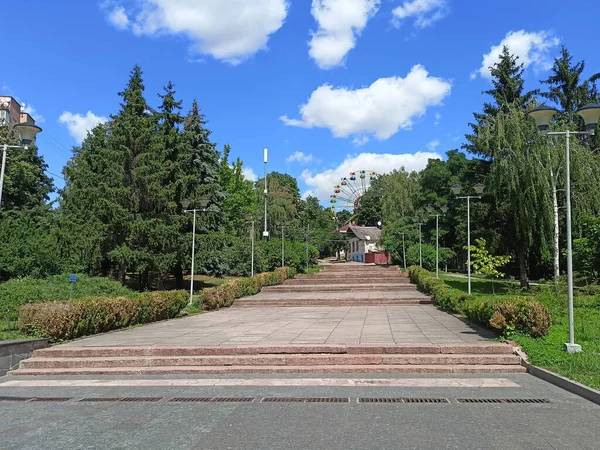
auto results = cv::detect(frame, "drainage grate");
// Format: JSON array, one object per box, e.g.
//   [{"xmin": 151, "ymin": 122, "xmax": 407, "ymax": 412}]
[
  {"xmin": 262, "ymin": 398, "xmax": 308, "ymax": 403},
  {"xmin": 30, "ymin": 397, "xmax": 73, "ymax": 402},
  {"xmin": 457, "ymin": 398, "xmax": 551, "ymax": 404},
  {"xmin": 209, "ymin": 397, "xmax": 254, "ymax": 403},
  {"xmin": 0, "ymin": 396, "xmax": 33, "ymax": 402},
  {"xmin": 305, "ymin": 397, "xmax": 349, "ymax": 403},
  {"xmin": 262, "ymin": 397, "xmax": 349, "ymax": 403},
  {"xmin": 359, "ymin": 398, "xmax": 450, "ymax": 404},
  {"xmin": 169, "ymin": 398, "xmax": 214, "ymax": 403},
  {"xmin": 168, "ymin": 397, "xmax": 255, "ymax": 403},
  {"xmin": 261, "ymin": 397, "xmax": 350, "ymax": 403},
  {"xmin": 119, "ymin": 397, "xmax": 163, "ymax": 402}
]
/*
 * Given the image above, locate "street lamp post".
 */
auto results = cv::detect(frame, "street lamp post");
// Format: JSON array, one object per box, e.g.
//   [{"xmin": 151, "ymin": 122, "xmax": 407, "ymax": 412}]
[
  {"xmin": 0, "ymin": 143, "xmax": 30, "ymax": 210},
  {"xmin": 529, "ymin": 103, "xmax": 600, "ymax": 353},
  {"xmin": 245, "ymin": 214, "xmax": 262, "ymax": 277},
  {"xmin": 280, "ymin": 225, "xmax": 285, "ymax": 268},
  {"xmin": 306, "ymin": 224, "xmax": 310, "ymax": 271},
  {"xmin": 426, "ymin": 205, "xmax": 449, "ymax": 279},
  {"xmin": 401, "ymin": 232, "xmax": 407, "ymax": 270},
  {"xmin": 182, "ymin": 198, "xmax": 210, "ymax": 306},
  {"xmin": 263, "ymin": 148, "xmax": 269, "ymax": 240},
  {"xmin": 451, "ymin": 183, "xmax": 485, "ymax": 294},
  {"xmin": 413, "ymin": 220, "xmax": 424, "ymax": 267}
]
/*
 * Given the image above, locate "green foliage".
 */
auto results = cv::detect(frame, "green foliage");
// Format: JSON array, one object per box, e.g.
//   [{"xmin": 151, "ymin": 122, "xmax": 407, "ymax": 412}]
[
  {"xmin": 468, "ymin": 238, "xmax": 511, "ymax": 293},
  {"xmin": 0, "ymin": 211, "xmax": 64, "ymax": 281},
  {"xmin": 0, "ymin": 125, "xmax": 53, "ymax": 211},
  {"xmin": 194, "ymin": 267, "xmax": 292, "ymax": 310},
  {"xmin": 0, "ymin": 274, "xmax": 136, "ymax": 320},
  {"xmin": 18, "ymin": 290, "xmax": 187, "ymax": 341},
  {"xmin": 409, "ymin": 266, "xmax": 550, "ymax": 337}
]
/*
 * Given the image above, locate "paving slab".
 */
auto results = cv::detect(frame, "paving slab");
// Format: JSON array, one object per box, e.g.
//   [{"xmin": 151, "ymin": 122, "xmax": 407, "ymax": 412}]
[{"xmin": 59, "ymin": 306, "xmax": 496, "ymax": 348}]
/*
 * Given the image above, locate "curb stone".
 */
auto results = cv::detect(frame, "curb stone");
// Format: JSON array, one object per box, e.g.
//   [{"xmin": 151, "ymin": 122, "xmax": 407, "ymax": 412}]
[{"xmin": 511, "ymin": 343, "xmax": 600, "ymax": 406}]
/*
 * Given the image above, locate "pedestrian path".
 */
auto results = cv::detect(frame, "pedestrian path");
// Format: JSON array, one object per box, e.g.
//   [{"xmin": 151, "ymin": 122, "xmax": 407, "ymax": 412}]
[{"xmin": 10, "ymin": 264, "xmax": 524, "ymax": 376}]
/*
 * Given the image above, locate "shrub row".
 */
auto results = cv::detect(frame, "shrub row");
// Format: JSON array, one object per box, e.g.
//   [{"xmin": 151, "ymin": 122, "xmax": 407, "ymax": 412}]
[
  {"xmin": 195, "ymin": 267, "xmax": 294, "ymax": 310},
  {"xmin": 19, "ymin": 290, "xmax": 188, "ymax": 341},
  {"xmin": 0, "ymin": 273, "xmax": 136, "ymax": 320},
  {"xmin": 408, "ymin": 266, "xmax": 550, "ymax": 337}
]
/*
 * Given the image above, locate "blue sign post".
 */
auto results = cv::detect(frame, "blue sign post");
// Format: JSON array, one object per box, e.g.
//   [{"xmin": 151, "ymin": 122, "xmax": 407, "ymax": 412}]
[{"xmin": 69, "ymin": 274, "xmax": 77, "ymax": 300}]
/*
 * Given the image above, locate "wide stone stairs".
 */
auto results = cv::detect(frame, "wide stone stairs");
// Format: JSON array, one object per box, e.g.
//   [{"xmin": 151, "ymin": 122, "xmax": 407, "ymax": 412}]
[
  {"xmin": 233, "ymin": 264, "xmax": 432, "ymax": 307},
  {"xmin": 10, "ymin": 263, "xmax": 525, "ymax": 376},
  {"xmin": 12, "ymin": 344, "xmax": 524, "ymax": 376}
]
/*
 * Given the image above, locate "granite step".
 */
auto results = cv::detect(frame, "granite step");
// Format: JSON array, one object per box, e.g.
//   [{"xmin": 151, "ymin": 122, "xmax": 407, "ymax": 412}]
[
  {"xmin": 10, "ymin": 364, "xmax": 527, "ymax": 376},
  {"xmin": 32, "ymin": 344, "xmax": 515, "ymax": 358},
  {"xmin": 285, "ymin": 278, "xmax": 409, "ymax": 285},
  {"xmin": 232, "ymin": 299, "xmax": 433, "ymax": 307},
  {"xmin": 19, "ymin": 353, "xmax": 521, "ymax": 369},
  {"xmin": 261, "ymin": 284, "xmax": 415, "ymax": 292}
]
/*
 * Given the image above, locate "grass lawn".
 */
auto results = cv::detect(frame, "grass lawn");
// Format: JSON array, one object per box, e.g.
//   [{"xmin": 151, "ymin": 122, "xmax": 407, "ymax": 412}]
[
  {"xmin": 439, "ymin": 275, "xmax": 600, "ymax": 390},
  {"xmin": 439, "ymin": 274, "xmax": 513, "ymax": 296}
]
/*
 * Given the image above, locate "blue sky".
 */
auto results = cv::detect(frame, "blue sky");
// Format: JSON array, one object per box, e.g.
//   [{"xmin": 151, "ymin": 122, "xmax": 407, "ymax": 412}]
[{"xmin": 3, "ymin": 0, "xmax": 598, "ymax": 203}]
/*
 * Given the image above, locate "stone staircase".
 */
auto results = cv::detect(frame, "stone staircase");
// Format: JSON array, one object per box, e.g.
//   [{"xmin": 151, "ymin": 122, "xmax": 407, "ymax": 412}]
[
  {"xmin": 234, "ymin": 264, "xmax": 432, "ymax": 307},
  {"xmin": 10, "ymin": 263, "xmax": 526, "ymax": 376},
  {"xmin": 11, "ymin": 344, "xmax": 525, "ymax": 376}
]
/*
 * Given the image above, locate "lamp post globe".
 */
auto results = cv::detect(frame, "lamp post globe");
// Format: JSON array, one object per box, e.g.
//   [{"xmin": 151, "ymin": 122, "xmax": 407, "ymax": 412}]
[
  {"xmin": 450, "ymin": 184, "xmax": 462, "ymax": 196},
  {"xmin": 576, "ymin": 103, "xmax": 600, "ymax": 134},
  {"xmin": 528, "ymin": 105, "xmax": 558, "ymax": 134}
]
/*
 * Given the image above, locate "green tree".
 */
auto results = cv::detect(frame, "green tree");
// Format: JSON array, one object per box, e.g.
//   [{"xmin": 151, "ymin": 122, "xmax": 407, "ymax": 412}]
[
  {"xmin": 0, "ymin": 124, "xmax": 53, "ymax": 211},
  {"xmin": 468, "ymin": 238, "xmax": 511, "ymax": 294},
  {"xmin": 465, "ymin": 46, "xmax": 536, "ymax": 158},
  {"xmin": 218, "ymin": 145, "xmax": 257, "ymax": 234},
  {"xmin": 541, "ymin": 46, "xmax": 600, "ymax": 124}
]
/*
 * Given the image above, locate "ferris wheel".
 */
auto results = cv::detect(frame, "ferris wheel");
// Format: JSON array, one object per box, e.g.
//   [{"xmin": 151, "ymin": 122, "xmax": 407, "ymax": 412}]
[{"xmin": 330, "ymin": 170, "xmax": 380, "ymax": 214}]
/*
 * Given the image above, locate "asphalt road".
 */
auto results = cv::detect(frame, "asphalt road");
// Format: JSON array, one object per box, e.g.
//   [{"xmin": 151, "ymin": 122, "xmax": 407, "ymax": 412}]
[{"xmin": 1, "ymin": 373, "xmax": 599, "ymax": 450}]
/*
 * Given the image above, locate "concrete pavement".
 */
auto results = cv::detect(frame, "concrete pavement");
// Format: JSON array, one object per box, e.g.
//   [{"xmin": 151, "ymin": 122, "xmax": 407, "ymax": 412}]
[
  {"xmin": 55, "ymin": 306, "xmax": 494, "ymax": 347},
  {"xmin": 1, "ymin": 373, "xmax": 599, "ymax": 449}
]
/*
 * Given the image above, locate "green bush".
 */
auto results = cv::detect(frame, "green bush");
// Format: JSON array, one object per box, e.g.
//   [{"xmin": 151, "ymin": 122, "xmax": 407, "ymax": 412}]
[
  {"xmin": 408, "ymin": 266, "xmax": 550, "ymax": 337},
  {"xmin": 0, "ymin": 274, "xmax": 136, "ymax": 320},
  {"xmin": 194, "ymin": 267, "xmax": 292, "ymax": 311},
  {"xmin": 18, "ymin": 290, "xmax": 187, "ymax": 341}
]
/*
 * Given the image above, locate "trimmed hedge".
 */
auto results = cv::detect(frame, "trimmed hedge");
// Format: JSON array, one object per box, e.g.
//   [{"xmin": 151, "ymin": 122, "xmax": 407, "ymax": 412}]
[
  {"xmin": 195, "ymin": 267, "xmax": 294, "ymax": 310},
  {"xmin": 0, "ymin": 274, "xmax": 136, "ymax": 320},
  {"xmin": 19, "ymin": 290, "xmax": 187, "ymax": 341},
  {"xmin": 408, "ymin": 266, "xmax": 550, "ymax": 337}
]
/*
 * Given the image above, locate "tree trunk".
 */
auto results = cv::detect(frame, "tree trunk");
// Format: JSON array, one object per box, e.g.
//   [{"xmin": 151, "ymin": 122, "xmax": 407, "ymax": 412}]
[
  {"xmin": 518, "ymin": 246, "xmax": 529, "ymax": 290},
  {"xmin": 551, "ymin": 173, "xmax": 560, "ymax": 289},
  {"xmin": 119, "ymin": 263, "xmax": 126, "ymax": 285},
  {"xmin": 174, "ymin": 264, "xmax": 183, "ymax": 290}
]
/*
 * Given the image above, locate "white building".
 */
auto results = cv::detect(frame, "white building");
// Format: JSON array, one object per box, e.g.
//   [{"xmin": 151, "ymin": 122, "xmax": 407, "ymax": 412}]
[{"xmin": 346, "ymin": 226, "xmax": 382, "ymax": 263}]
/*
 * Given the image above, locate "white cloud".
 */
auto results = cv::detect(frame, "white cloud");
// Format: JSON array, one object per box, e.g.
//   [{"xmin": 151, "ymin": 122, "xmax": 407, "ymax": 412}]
[
  {"xmin": 21, "ymin": 103, "xmax": 45, "ymax": 124},
  {"xmin": 474, "ymin": 30, "xmax": 560, "ymax": 79},
  {"xmin": 286, "ymin": 151, "xmax": 314, "ymax": 163},
  {"xmin": 308, "ymin": 0, "xmax": 380, "ymax": 69},
  {"xmin": 301, "ymin": 189, "xmax": 315, "ymax": 200},
  {"xmin": 59, "ymin": 111, "xmax": 108, "ymax": 143},
  {"xmin": 304, "ymin": 152, "xmax": 441, "ymax": 202},
  {"xmin": 434, "ymin": 112, "xmax": 441, "ymax": 125},
  {"xmin": 281, "ymin": 65, "xmax": 452, "ymax": 142},
  {"xmin": 107, "ymin": 0, "xmax": 289, "ymax": 64},
  {"xmin": 352, "ymin": 136, "xmax": 370, "ymax": 146},
  {"xmin": 427, "ymin": 139, "xmax": 440, "ymax": 150},
  {"xmin": 392, "ymin": 0, "xmax": 448, "ymax": 29},
  {"xmin": 242, "ymin": 167, "xmax": 258, "ymax": 182},
  {"xmin": 107, "ymin": 6, "xmax": 130, "ymax": 29}
]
